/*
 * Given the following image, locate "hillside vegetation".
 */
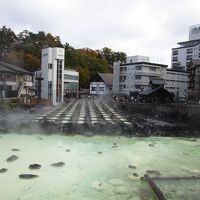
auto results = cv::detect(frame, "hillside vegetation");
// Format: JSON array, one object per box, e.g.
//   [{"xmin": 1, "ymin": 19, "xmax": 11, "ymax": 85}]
[{"xmin": 0, "ymin": 26, "xmax": 126, "ymax": 88}]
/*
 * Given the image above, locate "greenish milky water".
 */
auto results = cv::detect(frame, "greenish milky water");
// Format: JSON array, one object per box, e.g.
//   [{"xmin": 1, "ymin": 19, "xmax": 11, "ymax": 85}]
[{"xmin": 0, "ymin": 134, "xmax": 200, "ymax": 200}]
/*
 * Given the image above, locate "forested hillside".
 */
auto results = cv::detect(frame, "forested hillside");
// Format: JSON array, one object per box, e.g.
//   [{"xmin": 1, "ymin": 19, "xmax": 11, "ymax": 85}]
[{"xmin": 0, "ymin": 26, "xmax": 126, "ymax": 88}]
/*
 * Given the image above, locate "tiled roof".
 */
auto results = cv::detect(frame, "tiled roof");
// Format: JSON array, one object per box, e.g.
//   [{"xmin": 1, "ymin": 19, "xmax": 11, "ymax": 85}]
[
  {"xmin": 0, "ymin": 62, "xmax": 32, "ymax": 74},
  {"xmin": 98, "ymin": 73, "xmax": 113, "ymax": 86}
]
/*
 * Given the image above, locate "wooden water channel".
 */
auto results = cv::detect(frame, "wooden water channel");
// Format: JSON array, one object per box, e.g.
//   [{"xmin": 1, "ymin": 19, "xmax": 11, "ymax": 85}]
[{"xmin": 32, "ymin": 100, "xmax": 133, "ymax": 134}]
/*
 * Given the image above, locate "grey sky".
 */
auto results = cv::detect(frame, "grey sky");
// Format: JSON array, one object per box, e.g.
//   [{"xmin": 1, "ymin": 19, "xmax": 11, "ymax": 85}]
[{"xmin": 0, "ymin": 0, "xmax": 200, "ymax": 67}]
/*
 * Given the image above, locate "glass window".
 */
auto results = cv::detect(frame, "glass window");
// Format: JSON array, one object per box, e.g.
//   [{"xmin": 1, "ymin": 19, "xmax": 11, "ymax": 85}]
[
  {"xmin": 173, "ymin": 50, "xmax": 178, "ymax": 55},
  {"xmin": 64, "ymin": 74, "xmax": 78, "ymax": 80},
  {"xmin": 48, "ymin": 64, "xmax": 52, "ymax": 69},
  {"xmin": 99, "ymin": 87, "xmax": 104, "ymax": 91},
  {"xmin": 135, "ymin": 66, "xmax": 142, "ymax": 70},
  {"xmin": 187, "ymin": 48, "xmax": 193, "ymax": 54},
  {"xmin": 149, "ymin": 67, "xmax": 156, "ymax": 71},
  {"xmin": 91, "ymin": 87, "xmax": 96, "ymax": 91},
  {"xmin": 135, "ymin": 75, "xmax": 141, "ymax": 79},
  {"xmin": 186, "ymin": 55, "xmax": 192, "ymax": 60},
  {"xmin": 172, "ymin": 57, "xmax": 178, "ymax": 62}
]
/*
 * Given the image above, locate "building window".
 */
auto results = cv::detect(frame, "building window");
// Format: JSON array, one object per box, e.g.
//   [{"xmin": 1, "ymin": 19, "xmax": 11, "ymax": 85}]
[
  {"xmin": 172, "ymin": 57, "xmax": 178, "ymax": 62},
  {"xmin": 91, "ymin": 87, "xmax": 96, "ymax": 91},
  {"xmin": 135, "ymin": 66, "xmax": 142, "ymax": 70},
  {"xmin": 99, "ymin": 87, "xmax": 104, "ymax": 91},
  {"xmin": 119, "ymin": 76, "xmax": 126, "ymax": 82},
  {"xmin": 64, "ymin": 74, "xmax": 78, "ymax": 80},
  {"xmin": 48, "ymin": 81, "xmax": 52, "ymax": 99},
  {"xmin": 56, "ymin": 59, "xmax": 63, "ymax": 102},
  {"xmin": 187, "ymin": 48, "xmax": 193, "ymax": 54},
  {"xmin": 48, "ymin": 64, "xmax": 52, "ymax": 69},
  {"xmin": 172, "ymin": 50, "xmax": 178, "ymax": 55},
  {"xmin": 186, "ymin": 55, "xmax": 192, "ymax": 60},
  {"xmin": 149, "ymin": 67, "xmax": 156, "ymax": 71},
  {"xmin": 135, "ymin": 75, "xmax": 141, "ymax": 79}
]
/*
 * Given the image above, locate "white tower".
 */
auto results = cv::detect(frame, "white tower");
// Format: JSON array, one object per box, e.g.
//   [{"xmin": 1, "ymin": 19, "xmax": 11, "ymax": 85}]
[{"xmin": 41, "ymin": 47, "xmax": 65, "ymax": 105}]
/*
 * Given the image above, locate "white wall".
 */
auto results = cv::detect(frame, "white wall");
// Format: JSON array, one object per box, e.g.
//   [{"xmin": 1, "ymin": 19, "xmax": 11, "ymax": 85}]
[
  {"xmin": 113, "ymin": 62, "xmax": 120, "ymax": 94},
  {"xmin": 41, "ymin": 47, "xmax": 65, "ymax": 105},
  {"xmin": 126, "ymin": 55, "xmax": 150, "ymax": 63},
  {"xmin": 165, "ymin": 70, "xmax": 189, "ymax": 98},
  {"xmin": 90, "ymin": 82, "xmax": 110, "ymax": 95}
]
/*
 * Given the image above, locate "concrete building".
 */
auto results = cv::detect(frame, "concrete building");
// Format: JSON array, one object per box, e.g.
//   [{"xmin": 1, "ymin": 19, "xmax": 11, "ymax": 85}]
[
  {"xmin": 188, "ymin": 59, "xmax": 200, "ymax": 102},
  {"xmin": 90, "ymin": 73, "xmax": 113, "ymax": 95},
  {"xmin": 172, "ymin": 24, "xmax": 200, "ymax": 70},
  {"xmin": 113, "ymin": 56, "xmax": 167, "ymax": 95},
  {"xmin": 0, "ymin": 62, "xmax": 33, "ymax": 98},
  {"xmin": 35, "ymin": 47, "xmax": 79, "ymax": 105},
  {"xmin": 165, "ymin": 69, "xmax": 189, "ymax": 98},
  {"xmin": 63, "ymin": 69, "xmax": 79, "ymax": 98}
]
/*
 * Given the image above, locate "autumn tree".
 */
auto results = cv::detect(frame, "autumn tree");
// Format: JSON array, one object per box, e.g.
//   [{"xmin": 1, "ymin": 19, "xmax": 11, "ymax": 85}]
[{"xmin": 76, "ymin": 66, "xmax": 90, "ymax": 89}]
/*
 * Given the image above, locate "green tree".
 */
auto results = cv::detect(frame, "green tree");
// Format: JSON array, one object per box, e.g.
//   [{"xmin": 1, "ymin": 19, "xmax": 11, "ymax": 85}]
[{"xmin": 0, "ymin": 26, "xmax": 17, "ymax": 58}]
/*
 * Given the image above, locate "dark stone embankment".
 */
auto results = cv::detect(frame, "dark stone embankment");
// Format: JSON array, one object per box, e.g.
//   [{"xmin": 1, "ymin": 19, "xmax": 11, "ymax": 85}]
[{"xmin": 110, "ymin": 101, "xmax": 200, "ymax": 137}]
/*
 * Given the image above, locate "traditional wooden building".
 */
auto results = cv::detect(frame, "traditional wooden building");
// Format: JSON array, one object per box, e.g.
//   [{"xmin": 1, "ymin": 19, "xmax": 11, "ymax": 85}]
[
  {"xmin": 139, "ymin": 78, "xmax": 173, "ymax": 103},
  {"xmin": 0, "ymin": 62, "xmax": 33, "ymax": 98}
]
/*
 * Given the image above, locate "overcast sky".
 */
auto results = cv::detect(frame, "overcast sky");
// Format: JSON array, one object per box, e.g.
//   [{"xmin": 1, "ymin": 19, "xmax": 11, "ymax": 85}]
[{"xmin": 0, "ymin": 0, "xmax": 200, "ymax": 67}]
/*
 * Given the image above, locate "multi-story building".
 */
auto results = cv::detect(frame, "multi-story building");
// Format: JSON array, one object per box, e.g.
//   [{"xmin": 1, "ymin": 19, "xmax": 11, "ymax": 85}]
[
  {"xmin": 63, "ymin": 69, "xmax": 79, "ymax": 98},
  {"xmin": 0, "ymin": 62, "xmax": 33, "ymax": 98},
  {"xmin": 165, "ymin": 69, "xmax": 189, "ymax": 98},
  {"xmin": 113, "ymin": 55, "xmax": 167, "ymax": 95},
  {"xmin": 172, "ymin": 24, "xmax": 200, "ymax": 70},
  {"xmin": 90, "ymin": 73, "xmax": 113, "ymax": 95},
  {"xmin": 188, "ymin": 59, "xmax": 200, "ymax": 101},
  {"xmin": 35, "ymin": 47, "xmax": 79, "ymax": 105}
]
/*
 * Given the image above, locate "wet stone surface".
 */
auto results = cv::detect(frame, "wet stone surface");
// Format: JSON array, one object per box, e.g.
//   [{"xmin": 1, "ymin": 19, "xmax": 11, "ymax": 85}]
[
  {"xmin": 12, "ymin": 148, "xmax": 20, "ymax": 151},
  {"xmin": 19, "ymin": 174, "xmax": 39, "ymax": 179},
  {"xmin": 133, "ymin": 173, "xmax": 139, "ymax": 177},
  {"xmin": 148, "ymin": 144, "xmax": 155, "ymax": 147},
  {"xmin": 0, "ymin": 168, "xmax": 8, "ymax": 173},
  {"xmin": 29, "ymin": 164, "xmax": 41, "ymax": 170},
  {"xmin": 51, "ymin": 162, "xmax": 65, "ymax": 167},
  {"xmin": 128, "ymin": 165, "xmax": 137, "ymax": 169},
  {"xmin": 146, "ymin": 170, "xmax": 161, "ymax": 177},
  {"xmin": 7, "ymin": 155, "xmax": 18, "ymax": 162}
]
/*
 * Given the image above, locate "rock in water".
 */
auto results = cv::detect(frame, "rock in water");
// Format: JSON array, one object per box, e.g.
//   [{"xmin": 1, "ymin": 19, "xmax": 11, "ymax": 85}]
[
  {"xmin": 51, "ymin": 162, "xmax": 65, "ymax": 167},
  {"xmin": 148, "ymin": 144, "xmax": 154, "ymax": 147},
  {"xmin": 19, "ymin": 174, "xmax": 39, "ymax": 179},
  {"xmin": 97, "ymin": 151, "xmax": 103, "ymax": 154},
  {"xmin": 12, "ymin": 148, "xmax": 20, "ymax": 151},
  {"xmin": 29, "ymin": 164, "xmax": 41, "ymax": 169},
  {"xmin": 146, "ymin": 170, "xmax": 161, "ymax": 176},
  {"xmin": 0, "ymin": 168, "xmax": 8, "ymax": 173},
  {"xmin": 128, "ymin": 165, "xmax": 137, "ymax": 169},
  {"xmin": 133, "ymin": 173, "xmax": 139, "ymax": 177},
  {"xmin": 66, "ymin": 149, "xmax": 70, "ymax": 152},
  {"xmin": 7, "ymin": 155, "xmax": 18, "ymax": 162}
]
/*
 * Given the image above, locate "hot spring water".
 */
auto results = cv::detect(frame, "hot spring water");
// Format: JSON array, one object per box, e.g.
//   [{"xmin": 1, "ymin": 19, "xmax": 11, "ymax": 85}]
[{"xmin": 0, "ymin": 133, "xmax": 200, "ymax": 200}]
